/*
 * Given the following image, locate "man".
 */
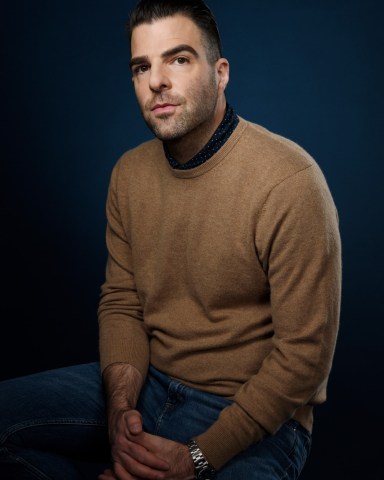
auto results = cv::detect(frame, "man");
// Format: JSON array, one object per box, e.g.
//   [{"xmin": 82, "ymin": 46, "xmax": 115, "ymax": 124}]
[{"xmin": 0, "ymin": 1, "xmax": 341, "ymax": 479}]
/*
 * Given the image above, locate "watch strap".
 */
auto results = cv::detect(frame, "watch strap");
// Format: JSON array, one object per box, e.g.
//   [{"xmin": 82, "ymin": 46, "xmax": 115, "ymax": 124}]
[{"xmin": 187, "ymin": 439, "xmax": 216, "ymax": 479}]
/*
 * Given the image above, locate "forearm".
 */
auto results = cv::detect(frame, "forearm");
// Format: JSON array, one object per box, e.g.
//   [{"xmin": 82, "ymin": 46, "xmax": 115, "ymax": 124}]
[{"xmin": 102, "ymin": 362, "xmax": 144, "ymax": 429}]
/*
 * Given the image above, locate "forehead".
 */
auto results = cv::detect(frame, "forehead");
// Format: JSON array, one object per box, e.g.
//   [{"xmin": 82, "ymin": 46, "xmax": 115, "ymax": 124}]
[{"xmin": 131, "ymin": 15, "xmax": 205, "ymax": 57}]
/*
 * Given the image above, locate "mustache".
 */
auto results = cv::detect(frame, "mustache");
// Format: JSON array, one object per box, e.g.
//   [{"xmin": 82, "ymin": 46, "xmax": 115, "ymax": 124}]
[{"xmin": 145, "ymin": 94, "xmax": 185, "ymax": 111}]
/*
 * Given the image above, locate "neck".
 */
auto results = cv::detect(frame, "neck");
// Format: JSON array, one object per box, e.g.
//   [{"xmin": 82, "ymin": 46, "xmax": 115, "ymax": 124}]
[{"xmin": 165, "ymin": 96, "xmax": 227, "ymax": 164}]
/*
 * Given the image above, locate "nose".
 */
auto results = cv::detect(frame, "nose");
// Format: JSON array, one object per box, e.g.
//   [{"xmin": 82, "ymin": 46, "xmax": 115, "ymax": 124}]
[{"xmin": 148, "ymin": 63, "xmax": 171, "ymax": 92}]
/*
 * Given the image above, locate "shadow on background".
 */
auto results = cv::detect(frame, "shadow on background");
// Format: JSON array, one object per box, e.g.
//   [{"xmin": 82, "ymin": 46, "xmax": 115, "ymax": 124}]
[{"xmin": 2, "ymin": 1, "xmax": 383, "ymax": 479}]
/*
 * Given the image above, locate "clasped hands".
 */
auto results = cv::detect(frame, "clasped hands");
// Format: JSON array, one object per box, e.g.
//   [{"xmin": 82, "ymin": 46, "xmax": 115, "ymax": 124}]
[{"xmin": 98, "ymin": 409, "xmax": 195, "ymax": 480}]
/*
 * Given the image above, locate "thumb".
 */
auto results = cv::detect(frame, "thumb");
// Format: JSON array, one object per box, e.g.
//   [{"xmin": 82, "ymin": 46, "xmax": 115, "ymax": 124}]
[{"xmin": 124, "ymin": 409, "xmax": 143, "ymax": 435}]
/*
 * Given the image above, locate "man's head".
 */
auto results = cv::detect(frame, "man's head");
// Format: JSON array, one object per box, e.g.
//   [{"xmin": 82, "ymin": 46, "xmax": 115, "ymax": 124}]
[
  {"xmin": 128, "ymin": 0, "xmax": 222, "ymax": 66},
  {"xmin": 128, "ymin": 0, "xmax": 229, "ymax": 151}
]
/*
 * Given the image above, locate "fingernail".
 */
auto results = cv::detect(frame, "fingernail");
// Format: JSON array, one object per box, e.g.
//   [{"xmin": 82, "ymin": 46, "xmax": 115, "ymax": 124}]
[{"xmin": 131, "ymin": 423, "xmax": 141, "ymax": 433}]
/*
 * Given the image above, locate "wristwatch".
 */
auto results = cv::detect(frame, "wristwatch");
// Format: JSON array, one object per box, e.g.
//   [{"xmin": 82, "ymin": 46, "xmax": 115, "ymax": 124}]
[{"xmin": 187, "ymin": 439, "xmax": 217, "ymax": 479}]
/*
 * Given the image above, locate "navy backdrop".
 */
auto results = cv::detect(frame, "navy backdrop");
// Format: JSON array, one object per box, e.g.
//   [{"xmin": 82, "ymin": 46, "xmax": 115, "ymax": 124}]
[{"xmin": 2, "ymin": 1, "xmax": 383, "ymax": 479}]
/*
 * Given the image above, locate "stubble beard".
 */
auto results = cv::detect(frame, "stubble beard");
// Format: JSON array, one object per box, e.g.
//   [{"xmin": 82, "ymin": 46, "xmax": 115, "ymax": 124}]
[{"xmin": 141, "ymin": 69, "xmax": 218, "ymax": 142}]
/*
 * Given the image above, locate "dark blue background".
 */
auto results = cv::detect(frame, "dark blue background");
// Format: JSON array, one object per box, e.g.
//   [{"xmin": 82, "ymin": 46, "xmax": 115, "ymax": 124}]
[{"xmin": 2, "ymin": 1, "xmax": 383, "ymax": 478}]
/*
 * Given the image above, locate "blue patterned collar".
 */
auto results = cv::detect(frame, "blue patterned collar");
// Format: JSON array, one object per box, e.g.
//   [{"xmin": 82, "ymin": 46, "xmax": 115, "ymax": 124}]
[{"xmin": 163, "ymin": 104, "xmax": 239, "ymax": 170}]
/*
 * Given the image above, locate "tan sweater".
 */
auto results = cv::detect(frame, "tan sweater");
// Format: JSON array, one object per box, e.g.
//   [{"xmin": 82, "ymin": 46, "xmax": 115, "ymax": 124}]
[{"xmin": 98, "ymin": 118, "xmax": 341, "ymax": 469}]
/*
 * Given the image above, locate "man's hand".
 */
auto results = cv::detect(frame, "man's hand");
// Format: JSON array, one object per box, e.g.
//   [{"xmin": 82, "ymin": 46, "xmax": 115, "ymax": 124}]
[
  {"xmin": 102, "ymin": 409, "xmax": 194, "ymax": 480},
  {"xmin": 107, "ymin": 408, "xmax": 170, "ymax": 479},
  {"xmin": 131, "ymin": 431, "xmax": 195, "ymax": 480},
  {"xmin": 100, "ymin": 418, "xmax": 195, "ymax": 480}
]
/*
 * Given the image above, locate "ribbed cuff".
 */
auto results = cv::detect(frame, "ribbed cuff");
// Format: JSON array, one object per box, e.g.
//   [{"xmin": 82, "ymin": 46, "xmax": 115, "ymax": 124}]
[
  {"xmin": 194, "ymin": 403, "xmax": 266, "ymax": 470},
  {"xmin": 99, "ymin": 319, "xmax": 150, "ymax": 379}
]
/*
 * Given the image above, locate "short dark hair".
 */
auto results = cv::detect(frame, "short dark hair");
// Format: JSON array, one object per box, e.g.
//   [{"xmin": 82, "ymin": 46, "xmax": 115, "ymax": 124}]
[{"xmin": 128, "ymin": 0, "xmax": 223, "ymax": 64}]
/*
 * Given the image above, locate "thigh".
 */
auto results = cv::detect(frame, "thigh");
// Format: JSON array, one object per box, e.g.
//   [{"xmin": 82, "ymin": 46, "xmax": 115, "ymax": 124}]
[
  {"xmin": 0, "ymin": 362, "xmax": 109, "ymax": 462},
  {"xmin": 129, "ymin": 368, "xmax": 312, "ymax": 480},
  {"xmin": 218, "ymin": 420, "xmax": 312, "ymax": 480}
]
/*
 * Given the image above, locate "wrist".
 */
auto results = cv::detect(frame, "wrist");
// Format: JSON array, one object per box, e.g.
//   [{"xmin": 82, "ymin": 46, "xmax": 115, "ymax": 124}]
[{"xmin": 187, "ymin": 439, "xmax": 217, "ymax": 480}]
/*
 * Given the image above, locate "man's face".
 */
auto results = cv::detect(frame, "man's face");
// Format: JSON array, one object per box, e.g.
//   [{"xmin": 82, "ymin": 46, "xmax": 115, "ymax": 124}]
[{"xmin": 130, "ymin": 15, "xmax": 220, "ymax": 142}]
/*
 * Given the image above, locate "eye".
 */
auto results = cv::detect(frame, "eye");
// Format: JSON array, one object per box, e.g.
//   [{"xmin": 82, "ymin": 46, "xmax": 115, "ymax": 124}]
[
  {"xmin": 133, "ymin": 64, "xmax": 149, "ymax": 75},
  {"xmin": 174, "ymin": 57, "xmax": 189, "ymax": 65}
]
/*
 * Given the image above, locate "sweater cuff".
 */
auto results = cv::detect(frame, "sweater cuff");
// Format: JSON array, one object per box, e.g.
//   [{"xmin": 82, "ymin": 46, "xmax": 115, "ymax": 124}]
[
  {"xmin": 194, "ymin": 402, "xmax": 267, "ymax": 470},
  {"xmin": 99, "ymin": 319, "xmax": 150, "ymax": 379}
]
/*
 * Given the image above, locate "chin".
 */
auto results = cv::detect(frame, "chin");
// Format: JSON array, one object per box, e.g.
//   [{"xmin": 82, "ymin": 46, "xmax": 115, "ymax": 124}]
[
  {"xmin": 156, "ymin": 132, "xmax": 184, "ymax": 142},
  {"xmin": 150, "ymin": 125, "xmax": 186, "ymax": 142}
]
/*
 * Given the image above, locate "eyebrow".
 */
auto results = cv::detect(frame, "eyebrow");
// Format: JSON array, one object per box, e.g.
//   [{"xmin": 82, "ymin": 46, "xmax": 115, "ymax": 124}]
[{"xmin": 130, "ymin": 44, "xmax": 199, "ymax": 69}]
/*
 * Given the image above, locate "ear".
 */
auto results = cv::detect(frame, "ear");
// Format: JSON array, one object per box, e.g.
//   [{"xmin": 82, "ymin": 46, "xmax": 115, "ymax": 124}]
[{"xmin": 216, "ymin": 58, "xmax": 230, "ymax": 92}]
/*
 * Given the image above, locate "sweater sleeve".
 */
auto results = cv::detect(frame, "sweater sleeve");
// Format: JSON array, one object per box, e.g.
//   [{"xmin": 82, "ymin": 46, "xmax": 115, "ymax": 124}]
[
  {"xmin": 195, "ymin": 164, "xmax": 342, "ymax": 469},
  {"xmin": 98, "ymin": 161, "xmax": 150, "ymax": 378}
]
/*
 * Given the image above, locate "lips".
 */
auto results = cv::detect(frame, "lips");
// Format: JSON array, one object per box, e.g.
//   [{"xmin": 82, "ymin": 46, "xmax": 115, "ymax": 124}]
[
  {"xmin": 151, "ymin": 103, "xmax": 178, "ymax": 115},
  {"xmin": 151, "ymin": 103, "xmax": 174, "ymax": 111}
]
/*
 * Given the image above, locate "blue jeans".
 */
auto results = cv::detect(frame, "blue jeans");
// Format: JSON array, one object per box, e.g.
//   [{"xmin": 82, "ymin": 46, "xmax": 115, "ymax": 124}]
[{"xmin": 0, "ymin": 363, "xmax": 311, "ymax": 479}]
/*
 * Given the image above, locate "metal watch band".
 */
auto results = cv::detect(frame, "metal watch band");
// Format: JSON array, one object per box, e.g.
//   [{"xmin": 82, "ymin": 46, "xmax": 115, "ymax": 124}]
[{"xmin": 187, "ymin": 439, "xmax": 217, "ymax": 480}]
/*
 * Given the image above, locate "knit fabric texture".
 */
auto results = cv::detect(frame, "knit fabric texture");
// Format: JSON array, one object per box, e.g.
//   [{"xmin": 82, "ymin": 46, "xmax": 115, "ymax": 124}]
[{"xmin": 98, "ymin": 118, "xmax": 341, "ymax": 469}]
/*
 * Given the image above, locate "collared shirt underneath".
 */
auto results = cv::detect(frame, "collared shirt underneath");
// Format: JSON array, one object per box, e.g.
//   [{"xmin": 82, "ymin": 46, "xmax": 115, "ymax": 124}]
[{"xmin": 163, "ymin": 104, "xmax": 239, "ymax": 170}]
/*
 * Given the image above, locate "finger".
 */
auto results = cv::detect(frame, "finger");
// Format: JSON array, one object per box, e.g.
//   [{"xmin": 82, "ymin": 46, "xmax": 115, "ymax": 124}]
[
  {"xmin": 115, "ymin": 453, "xmax": 167, "ymax": 480},
  {"xmin": 124, "ymin": 410, "xmax": 143, "ymax": 435},
  {"xmin": 114, "ymin": 461, "xmax": 150, "ymax": 480},
  {"xmin": 100, "ymin": 465, "xmax": 139, "ymax": 480},
  {"xmin": 98, "ymin": 469, "xmax": 118, "ymax": 480},
  {"xmin": 116, "ymin": 440, "xmax": 169, "ymax": 471}
]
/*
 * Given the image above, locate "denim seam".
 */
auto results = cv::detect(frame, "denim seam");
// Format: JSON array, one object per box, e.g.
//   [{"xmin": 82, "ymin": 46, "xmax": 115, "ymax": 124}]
[
  {"xmin": 285, "ymin": 422, "xmax": 298, "ymax": 457},
  {"xmin": 278, "ymin": 424, "xmax": 299, "ymax": 480},
  {"xmin": 0, "ymin": 446, "xmax": 50, "ymax": 480},
  {"xmin": 287, "ymin": 421, "xmax": 312, "ymax": 468},
  {"xmin": 298, "ymin": 434, "xmax": 312, "ymax": 468},
  {"xmin": 278, "ymin": 422, "xmax": 312, "ymax": 480},
  {"xmin": 0, "ymin": 418, "xmax": 106, "ymax": 445},
  {"xmin": 153, "ymin": 381, "xmax": 186, "ymax": 435},
  {"xmin": 154, "ymin": 402, "xmax": 172, "ymax": 436}
]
